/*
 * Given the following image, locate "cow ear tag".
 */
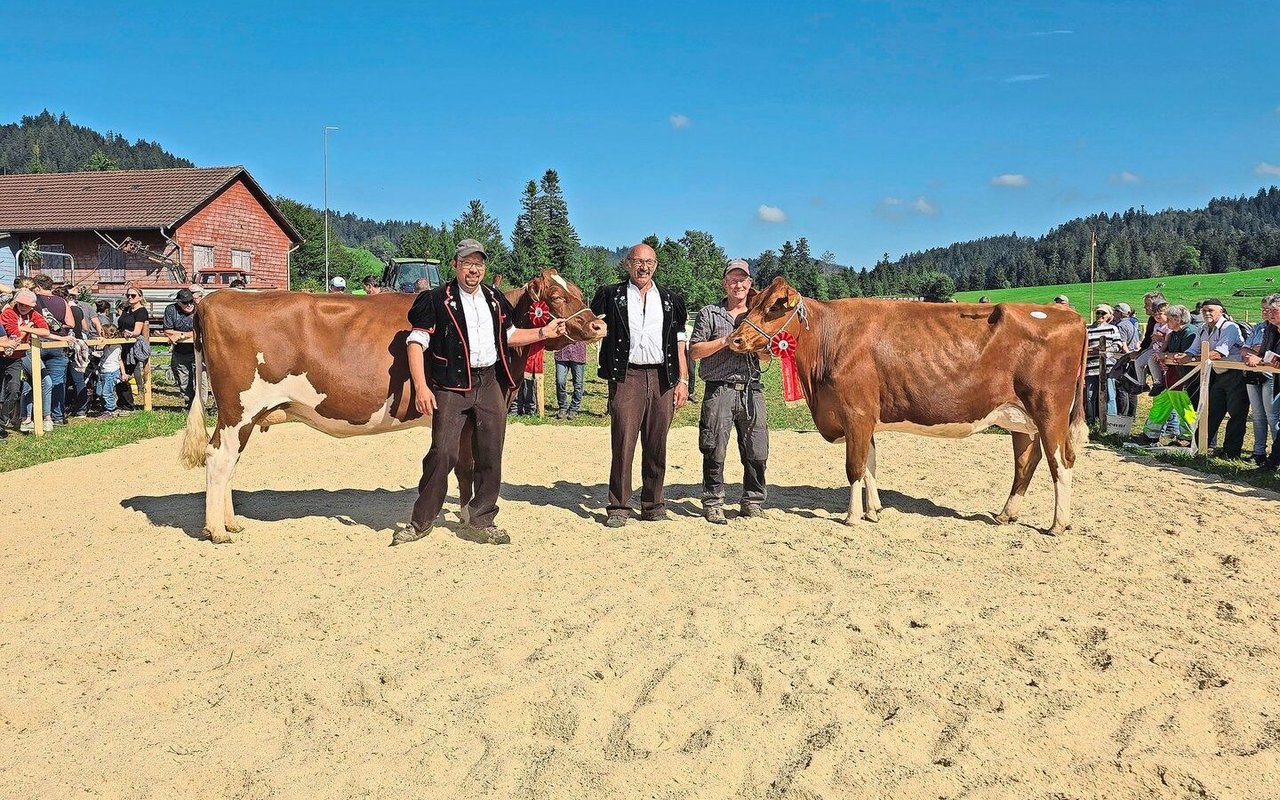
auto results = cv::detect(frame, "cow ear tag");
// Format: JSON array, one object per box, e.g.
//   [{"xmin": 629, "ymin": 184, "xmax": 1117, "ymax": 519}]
[{"xmin": 787, "ymin": 295, "xmax": 798, "ymax": 308}]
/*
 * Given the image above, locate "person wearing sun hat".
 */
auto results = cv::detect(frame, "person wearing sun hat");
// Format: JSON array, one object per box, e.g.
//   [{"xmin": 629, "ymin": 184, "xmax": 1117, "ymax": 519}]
[
  {"xmin": 1166, "ymin": 297, "xmax": 1248, "ymax": 459},
  {"xmin": 1085, "ymin": 303, "xmax": 1121, "ymax": 426}
]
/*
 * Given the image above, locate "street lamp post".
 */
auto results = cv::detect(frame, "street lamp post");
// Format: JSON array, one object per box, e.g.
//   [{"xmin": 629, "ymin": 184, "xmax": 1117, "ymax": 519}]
[{"xmin": 323, "ymin": 125, "xmax": 339, "ymax": 289}]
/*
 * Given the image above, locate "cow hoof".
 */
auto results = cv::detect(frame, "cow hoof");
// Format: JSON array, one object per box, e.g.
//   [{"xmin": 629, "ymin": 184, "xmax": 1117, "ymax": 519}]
[
  {"xmin": 862, "ymin": 511, "xmax": 879, "ymax": 523},
  {"xmin": 225, "ymin": 519, "xmax": 245, "ymax": 534},
  {"xmin": 207, "ymin": 528, "xmax": 234, "ymax": 544},
  {"xmin": 995, "ymin": 513, "xmax": 1017, "ymax": 525},
  {"xmin": 841, "ymin": 515, "xmax": 857, "ymax": 527},
  {"xmin": 1047, "ymin": 523, "xmax": 1070, "ymax": 536}
]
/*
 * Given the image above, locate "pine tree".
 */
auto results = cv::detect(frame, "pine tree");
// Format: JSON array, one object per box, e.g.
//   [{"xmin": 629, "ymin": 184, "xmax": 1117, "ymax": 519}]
[
  {"xmin": 755, "ymin": 249, "xmax": 779, "ymax": 284},
  {"xmin": 540, "ymin": 170, "xmax": 580, "ymax": 278},
  {"xmin": 451, "ymin": 199, "xmax": 510, "ymax": 279},
  {"xmin": 680, "ymin": 229, "xmax": 727, "ymax": 309},
  {"xmin": 83, "ymin": 150, "xmax": 118, "ymax": 171},
  {"xmin": 510, "ymin": 179, "xmax": 551, "ymax": 285},
  {"xmin": 778, "ymin": 241, "xmax": 797, "ymax": 284}
]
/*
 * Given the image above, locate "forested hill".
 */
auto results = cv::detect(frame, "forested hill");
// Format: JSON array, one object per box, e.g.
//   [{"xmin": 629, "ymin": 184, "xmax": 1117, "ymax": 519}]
[
  {"xmin": 0, "ymin": 110, "xmax": 193, "ymax": 172},
  {"xmin": 864, "ymin": 188, "xmax": 1280, "ymax": 295}
]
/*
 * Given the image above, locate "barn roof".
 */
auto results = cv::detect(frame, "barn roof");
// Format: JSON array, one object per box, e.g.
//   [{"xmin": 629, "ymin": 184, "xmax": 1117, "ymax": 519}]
[{"xmin": 0, "ymin": 166, "xmax": 302, "ymax": 242}]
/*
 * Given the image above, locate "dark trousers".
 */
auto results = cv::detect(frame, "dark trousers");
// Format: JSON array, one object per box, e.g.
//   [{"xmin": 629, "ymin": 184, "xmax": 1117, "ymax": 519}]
[
  {"xmin": 0, "ymin": 357, "xmax": 22, "ymax": 429},
  {"xmin": 607, "ymin": 367, "xmax": 676, "ymax": 516},
  {"xmin": 65, "ymin": 366, "xmax": 89, "ymax": 416},
  {"xmin": 1207, "ymin": 369, "xmax": 1249, "ymax": 457},
  {"xmin": 699, "ymin": 384, "xmax": 768, "ymax": 508},
  {"xmin": 171, "ymin": 350, "xmax": 196, "ymax": 408},
  {"xmin": 412, "ymin": 367, "xmax": 508, "ymax": 530}
]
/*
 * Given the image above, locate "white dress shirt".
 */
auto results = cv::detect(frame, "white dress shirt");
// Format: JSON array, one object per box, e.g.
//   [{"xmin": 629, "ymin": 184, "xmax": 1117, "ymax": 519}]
[{"xmin": 627, "ymin": 282, "xmax": 668, "ymax": 364}]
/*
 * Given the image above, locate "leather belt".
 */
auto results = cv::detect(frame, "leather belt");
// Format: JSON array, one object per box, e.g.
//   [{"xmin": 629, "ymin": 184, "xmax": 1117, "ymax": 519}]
[{"xmin": 627, "ymin": 363, "xmax": 661, "ymax": 370}]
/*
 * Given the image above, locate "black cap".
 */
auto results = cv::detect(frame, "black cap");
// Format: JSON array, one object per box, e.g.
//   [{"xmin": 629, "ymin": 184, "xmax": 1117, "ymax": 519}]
[
  {"xmin": 176, "ymin": 288, "xmax": 195, "ymax": 302},
  {"xmin": 1200, "ymin": 297, "xmax": 1225, "ymax": 309}
]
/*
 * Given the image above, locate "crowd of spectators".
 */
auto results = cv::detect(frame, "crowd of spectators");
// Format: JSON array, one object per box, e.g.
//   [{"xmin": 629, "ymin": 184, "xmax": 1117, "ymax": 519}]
[
  {"xmin": 0, "ymin": 278, "xmax": 208, "ymax": 437},
  {"xmin": 1080, "ymin": 290, "xmax": 1280, "ymax": 470}
]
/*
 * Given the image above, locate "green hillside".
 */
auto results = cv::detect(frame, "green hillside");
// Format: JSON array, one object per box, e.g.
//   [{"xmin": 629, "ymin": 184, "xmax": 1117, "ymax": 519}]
[{"xmin": 953, "ymin": 264, "xmax": 1280, "ymax": 323}]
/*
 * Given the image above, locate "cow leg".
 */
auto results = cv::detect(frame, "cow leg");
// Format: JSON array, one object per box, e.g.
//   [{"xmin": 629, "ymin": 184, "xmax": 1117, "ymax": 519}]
[
  {"xmin": 843, "ymin": 433, "xmax": 875, "ymax": 525},
  {"xmin": 863, "ymin": 437, "xmax": 883, "ymax": 519},
  {"xmin": 1043, "ymin": 440, "xmax": 1073, "ymax": 535},
  {"xmin": 997, "ymin": 432, "xmax": 1042, "ymax": 524},
  {"xmin": 456, "ymin": 416, "xmax": 476, "ymax": 526},
  {"xmin": 204, "ymin": 423, "xmax": 249, "ymax": 543}
]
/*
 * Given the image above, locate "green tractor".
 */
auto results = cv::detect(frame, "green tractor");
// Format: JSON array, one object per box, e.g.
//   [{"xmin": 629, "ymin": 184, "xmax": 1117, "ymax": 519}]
[{"xmin": 381, "ymin": 258, "xmax": 442, "ymax": 294}]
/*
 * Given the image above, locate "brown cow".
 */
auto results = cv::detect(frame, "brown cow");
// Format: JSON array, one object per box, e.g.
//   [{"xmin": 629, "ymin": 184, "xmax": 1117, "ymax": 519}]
[
  {"xmin": 180, "ymin": 270, "xmax": 605, "ymax": 542},
  {"xmin": 729, "ymin": 278, "xmax": 1087, "ymax": 534}
]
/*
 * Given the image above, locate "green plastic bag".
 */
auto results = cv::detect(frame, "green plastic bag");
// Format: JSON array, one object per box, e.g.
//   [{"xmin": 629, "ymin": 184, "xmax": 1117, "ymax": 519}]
[{"xmin": 1143, "ymin": 389, "xmax": 1195, "ymax": 439}]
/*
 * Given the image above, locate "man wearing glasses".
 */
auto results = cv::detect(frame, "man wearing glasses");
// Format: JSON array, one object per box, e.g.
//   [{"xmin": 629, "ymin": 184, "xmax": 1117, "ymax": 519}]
[
  {"xmin": 163, "ymin": 288, "xmax": 199, "ymax": 408},
  {"xmin": 688, "ymin": 259, "xmax": 770, "ymax": 524},
  {"xmin": 394, "ymin": 239, "xmax": 566, "ymax": 547},
  {"xmin": 590, "ymin": 243, "xmax": 689, "ymax": 528}
]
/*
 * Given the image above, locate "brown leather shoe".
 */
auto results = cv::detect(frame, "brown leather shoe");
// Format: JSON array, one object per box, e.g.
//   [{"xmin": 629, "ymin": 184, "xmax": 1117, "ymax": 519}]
[
  {"xmin": 704, "ymin": 507, "xmax": 728, "ymax": 525},
  {"xmin": 640, "ymin": 509, "xmax": 670, "ymax": 522},
  {"xmin": 739, "ymin": 504, "xmax": 767, "ymax": 519}
]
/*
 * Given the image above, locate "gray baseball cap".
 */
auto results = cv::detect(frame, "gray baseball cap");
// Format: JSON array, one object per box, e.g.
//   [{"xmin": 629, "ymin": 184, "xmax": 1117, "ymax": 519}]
[
  {"xmin": 455, "ymin": 238, "xmax": 487, "ymax": 260},
  {"xmin": 724, "ymin": 258, "xmax": 751, "ymax": 277}
]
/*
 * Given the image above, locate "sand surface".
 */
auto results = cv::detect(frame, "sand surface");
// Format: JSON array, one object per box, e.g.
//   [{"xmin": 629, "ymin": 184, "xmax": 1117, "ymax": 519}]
[{"xmin": 2, "ymin": 423, "xmax": 1279, "ymax": 799}]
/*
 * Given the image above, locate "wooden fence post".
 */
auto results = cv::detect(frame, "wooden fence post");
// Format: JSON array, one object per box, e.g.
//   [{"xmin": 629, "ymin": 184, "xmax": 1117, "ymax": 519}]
[
  {"xmin": 144, "ymin": 358, "xmax": 153, "ymax": 412},
  {"xmin": 31, "ymin": 336, "xmax": 44, "ymax": 437},
  {"xmin": 1197, "ymin": 340, "xmax": 1211, "ymax": 455}
]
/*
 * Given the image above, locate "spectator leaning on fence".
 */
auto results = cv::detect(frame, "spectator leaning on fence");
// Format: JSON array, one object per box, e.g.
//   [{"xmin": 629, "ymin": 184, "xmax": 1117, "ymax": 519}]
[
  {"xmin": 1242, "ymin": 293, "xmax": 1280, "ymax": 469},
  {"xmin": 1134, "ymin": 301, "xmax": 1170, "ymax": 395},
  {"xmin": 116, "ymin": 287, "xmax": 150, "ymax": 413},
  {"xmin": 1165, "ymin": 297, "xmax": 1248, "ymax": 460},
  {"xmin": 163, "ymin": 288, "xmax": 199, "ymax": 408},
  {"xmin": 1156, "ymin": 305, "xmax": 1196, "ymax": 390},
  {"xmin": 1085, "ymin": 304, "xmax": 1121, "ymax": 426},
  {"xmin": 2, "ymin": 288, "xmax": 73, "ymax": 433}
]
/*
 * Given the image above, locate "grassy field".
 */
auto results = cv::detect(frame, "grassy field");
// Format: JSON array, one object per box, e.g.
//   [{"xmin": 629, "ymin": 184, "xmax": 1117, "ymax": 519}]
[{"xmin": 953, "ymin": 263, "xmax": 1280, "ymax": 321}]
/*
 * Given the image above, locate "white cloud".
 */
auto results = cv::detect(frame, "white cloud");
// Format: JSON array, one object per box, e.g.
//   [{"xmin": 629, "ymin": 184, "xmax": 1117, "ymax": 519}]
[
  {"xmin": 880, "ymin": 196, "xmax": 903, "ymax": 206},
  {"xmin": 991, "ymin": 173, "xmax": 1029, "ymax": 188},
  {"xmin": 669, "ymin": 113, "xmax": 691, "ymax": 130},
  {"xmin": 1002, "ymin": 73, "xmax": 1049, "ymax": 83},
  {"xmin": 1255, "ymin": 161, "xmax": 1280, "ymax": 176},
  {"xmin": 911, "ymin": 196, "xmax": 938, "ymax": 216},
  {"xmin": 757, "ymin": 204, "xmax": 788, "ymax": 224},
  {"xmin": 1109, "ymin": 171, "xmax": 1142, "ymax": 184},
  {"xmin": 1031, "ymin": 29, "xmax": 1073, "ymax": 36}
]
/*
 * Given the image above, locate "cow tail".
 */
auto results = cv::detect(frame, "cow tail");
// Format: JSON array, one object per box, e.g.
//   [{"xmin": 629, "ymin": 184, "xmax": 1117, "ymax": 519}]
[
  {"xmin": 179, "ymin": 316, "xmax": 210, "ymax": 469},
  {"xmin": 1066, "ymin": 331, "xmax": 1088, "ymax": 464}
]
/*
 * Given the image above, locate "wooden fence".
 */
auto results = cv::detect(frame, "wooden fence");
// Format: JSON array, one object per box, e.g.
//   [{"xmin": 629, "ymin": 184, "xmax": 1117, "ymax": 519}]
[{"xmin": 6, "ymin": 336, "xmax": 174, "ymax": 438}]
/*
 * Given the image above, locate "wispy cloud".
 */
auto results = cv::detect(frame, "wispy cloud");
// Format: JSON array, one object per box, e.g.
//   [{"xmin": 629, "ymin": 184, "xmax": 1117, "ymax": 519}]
[
  {"xmin": 1256, "ymin": 161, "xmax": 1280, "ymax": 176},
  {"xmin": 1002, "ymin": 73, "xmax": 1049, "ymax": 83},
  {"xmin": 757, "ymin": 204, "xmax": 788, "ymax": 224},
  {"xmin": 1030, "ymin": 29, "xmax": 1073, "ymax": 36},
  {"xmin": 991, "ymin": 173, "xmax": 1029, "ymax": 188},
  {"xmin": 911, "ymin": 196, "xmax": 938, "ymax": 216},
  {"xmin": 669, "ymin": 113, "xmax": 691, "ymax": 130},
  {"xmin": 876, "ymin": 195, "xmax": 938, "ymax": 218},
  {"xmin": 1109, "ymin": 171, "xmax": 1142, "ymax": 184}
]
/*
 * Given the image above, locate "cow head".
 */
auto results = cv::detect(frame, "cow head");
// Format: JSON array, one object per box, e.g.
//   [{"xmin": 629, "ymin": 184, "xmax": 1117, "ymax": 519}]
[
  {"xmin": 728, "ymin": 277, "xmax": 804, "ymax": 353},
  {"xmin": 520, "ymin": 269, "xmax": 607, "ymax": 347}
]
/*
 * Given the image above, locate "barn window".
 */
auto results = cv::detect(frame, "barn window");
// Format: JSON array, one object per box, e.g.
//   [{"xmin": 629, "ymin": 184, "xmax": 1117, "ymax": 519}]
[
  {"xmin": 98, "ymin": 244, "xmax": 126, "ymax": 283},
  {"xmin": 231, "ymin": 249, "xmax": 252, "ymax": 273},
  {"xmin": 34, "ymin": 243, "xmax": 67, "ymax": 282},
  {"xmin": 193, "ymin": 244, "xmax": 215, "ymax": 271}
]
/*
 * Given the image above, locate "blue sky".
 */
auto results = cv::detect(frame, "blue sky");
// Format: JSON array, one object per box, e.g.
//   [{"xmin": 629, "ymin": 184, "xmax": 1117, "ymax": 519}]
[{"xmin": 6, "ymin": 1, "xmax": 1279, "ymax": 268}]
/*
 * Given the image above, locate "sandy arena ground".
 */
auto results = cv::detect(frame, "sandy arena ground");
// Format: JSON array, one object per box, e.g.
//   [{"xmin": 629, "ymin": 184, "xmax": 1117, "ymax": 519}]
[{"xmin": 2, "ymin": 423, "xmax": 1279, "ymax": 799}]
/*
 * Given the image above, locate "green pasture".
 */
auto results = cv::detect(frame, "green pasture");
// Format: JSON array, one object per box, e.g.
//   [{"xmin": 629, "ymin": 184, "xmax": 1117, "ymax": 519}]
[{"xmin": 953, "ymin": 264, "xmax": 1280, "ymax": 322}]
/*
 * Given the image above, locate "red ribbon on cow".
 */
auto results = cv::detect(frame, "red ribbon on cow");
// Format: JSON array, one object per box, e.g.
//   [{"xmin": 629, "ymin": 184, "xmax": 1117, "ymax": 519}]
[
  {"xmin": 528, "ymin": 301, "xmax": 552, "ymax": 327},
  {"xmin": 769, "ymin": 330, "xmax": 804, "ymax": 402}
]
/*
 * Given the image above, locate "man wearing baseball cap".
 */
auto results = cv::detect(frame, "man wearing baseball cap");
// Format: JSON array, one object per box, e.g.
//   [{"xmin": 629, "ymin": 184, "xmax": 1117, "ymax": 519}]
[
  {"xmin": 395, "ymin": 238, "xmax": 566, "ymax": 546},
  {"xmin": 328, "ymin": 276, "xmax": 347, "ymax": 293},
  {"xmin": 1085, "ymin": 304, "xmax": 1120, "ymax": 427},
  {"xmin": 163, "ymin": 288, "xmax": 199, "ymax": 408},
  {"xmin": 1165, "ymin": 297, "xmax": 1249, "ymax": 458},
  {"xmin": 688, "ymin": 258, "xmax": 770, "ymax": 523}
]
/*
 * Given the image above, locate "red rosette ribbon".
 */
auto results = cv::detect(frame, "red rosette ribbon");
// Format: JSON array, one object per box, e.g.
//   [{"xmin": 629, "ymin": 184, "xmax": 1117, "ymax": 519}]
[
  {"xmin": 769, "ymin": 330, "xmax": 804, "ymax": 402},
  {"xmin": 528, "ymin": 301, "xmax": 552, "ymax": 326}
]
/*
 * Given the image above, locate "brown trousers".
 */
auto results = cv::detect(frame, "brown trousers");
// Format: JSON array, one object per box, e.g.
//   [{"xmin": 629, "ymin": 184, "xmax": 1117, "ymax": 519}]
[
  {"xmin": 412, "ymin": 366, "xmax": 507, "ymax": 530},
  {"xmin": 607, "ymin": 366, "xmax": 676, "ymax": 516}
]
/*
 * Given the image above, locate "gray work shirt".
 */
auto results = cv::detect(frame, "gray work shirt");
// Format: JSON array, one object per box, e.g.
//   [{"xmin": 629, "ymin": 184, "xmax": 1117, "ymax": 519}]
[{"xmin": 690, "ymin": 301, "xmax": 759, "ymax": 383}]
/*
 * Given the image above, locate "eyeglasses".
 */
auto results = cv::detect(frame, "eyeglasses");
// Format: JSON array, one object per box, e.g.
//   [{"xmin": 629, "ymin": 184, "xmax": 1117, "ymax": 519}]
[
  {"xmin": 126, "ymin": 293, "xmax": 140, "ymax": 298},
  {"xmin": 628, "ymin": 258, "xmax": 657, "ymax": 267},
  {"xmin": 457, "ymin": 259, "xmax": 485, "ymax": 270}
]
